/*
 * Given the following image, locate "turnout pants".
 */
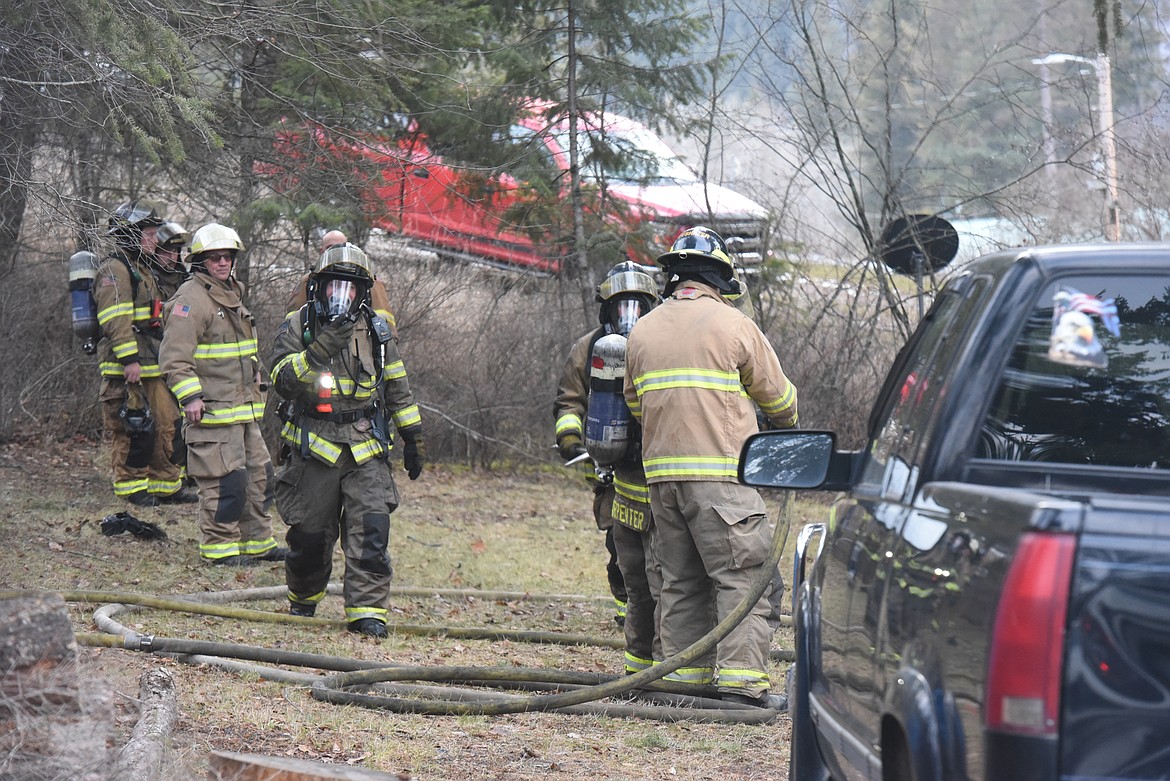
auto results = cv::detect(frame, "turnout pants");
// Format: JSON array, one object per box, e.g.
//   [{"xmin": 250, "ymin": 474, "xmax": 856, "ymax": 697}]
[
  {"xmin": 184, "ymin": 420, "xmax": 276, "ymax": 561},
  {"xmin": 612, "ymin": 521, "xmax": 661, "ymax": 671},
  {"xmin": 100, "ymin": 377, "xmax": 183, "ymax": 499},
  {"xmin": 593, "ymin": 484, "xmax": 628, "ymax": 615},
  {"xmin": 274, "ymin": 447, "xmax": 400, "ymax": 626},
  {"xmin": 649, "ymin": 480, "xmax": 777, "ymax": 697}
]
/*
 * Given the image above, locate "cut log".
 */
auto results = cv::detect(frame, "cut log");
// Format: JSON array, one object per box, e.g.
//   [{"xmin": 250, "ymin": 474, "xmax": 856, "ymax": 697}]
[
  {"xmin": 208, "ymin": 750, "xmax": 408, "ymax": 780},
  {"xmin": 109, "ymin": 667, "xmax": 179, "ymax": 780}
]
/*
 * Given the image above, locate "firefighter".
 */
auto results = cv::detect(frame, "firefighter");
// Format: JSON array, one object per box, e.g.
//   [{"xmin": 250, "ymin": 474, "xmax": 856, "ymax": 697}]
[
  {"xmin": 554, "ymin": 261, "xmax": 661, "ymax": 670},
  {"xmin": 94, "ymin": 200, "xmax": 195, "ymax": 507},
  {"xmin": 624, "ymin": 226, "xmax": 798, "ymax": 710},
  {"xmin": 285, "ymin": 230, "xmax": 398, "ymax": 336},
  {"xmin": 267, "ymin": 230, "xmax": 400, "ymax": 468},
  {"xmin": 269, "ymin": 242, "xmax": 425, "ymax": 637},
  {"xmin": 159, "ymin": 223, "xmax": 286, "ymax": 566},
  {"xmin": 153, "ymin": 221, "xmax": 190, "ymax": 299}
]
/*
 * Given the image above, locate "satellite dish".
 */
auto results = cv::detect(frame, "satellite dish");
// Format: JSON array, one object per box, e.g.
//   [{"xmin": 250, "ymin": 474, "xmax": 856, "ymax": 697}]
[{"xmin": 879, "ymin": 214, "xmax": 959, "ymax": 275}]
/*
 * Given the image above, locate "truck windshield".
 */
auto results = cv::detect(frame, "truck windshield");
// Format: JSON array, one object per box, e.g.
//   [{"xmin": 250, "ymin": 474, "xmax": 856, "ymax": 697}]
[{"xmin": 551, "ymin": 126, "xmax": 697, "ymax": 184}]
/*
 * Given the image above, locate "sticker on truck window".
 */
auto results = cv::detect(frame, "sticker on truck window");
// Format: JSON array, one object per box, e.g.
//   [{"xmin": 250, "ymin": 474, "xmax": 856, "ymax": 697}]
[{"xmin": 1047, "ymin": 287, "xmax": 1121, "ymax": 368}]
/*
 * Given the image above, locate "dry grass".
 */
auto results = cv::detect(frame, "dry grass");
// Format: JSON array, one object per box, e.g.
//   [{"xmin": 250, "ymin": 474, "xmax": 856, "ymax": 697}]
[{"xmin": 0, "ymin": 436, "xmax": 802, "ymax": 780}]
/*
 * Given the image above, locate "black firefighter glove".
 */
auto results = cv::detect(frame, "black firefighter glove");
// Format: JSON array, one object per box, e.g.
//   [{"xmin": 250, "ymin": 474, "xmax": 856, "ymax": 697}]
[
  {"xmin": 305, "ymin": 317, "xmax": 356, "ymax": 369},
  {"xmin": 100, "ymin": 512, "xmax": 168, "ymax": 541},
  {"xmin": 557, "ymin": 433, "xmax": 588, "ymax": 462},
  {"xmin": 401, "ymin": 428, "xmax": 425, "ymax": 480}
]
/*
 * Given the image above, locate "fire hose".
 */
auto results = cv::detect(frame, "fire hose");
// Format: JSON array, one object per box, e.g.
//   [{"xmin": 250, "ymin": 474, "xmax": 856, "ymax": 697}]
[{"xmin": 2, "ymin": 497, "xmax": 792, "ymax": 724}]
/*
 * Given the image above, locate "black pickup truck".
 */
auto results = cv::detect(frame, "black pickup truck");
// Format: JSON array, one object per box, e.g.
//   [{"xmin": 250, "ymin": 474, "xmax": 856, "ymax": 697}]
[{"xmin": 739, "ymin": 245, "xmax": 1170, "ymax": 781}]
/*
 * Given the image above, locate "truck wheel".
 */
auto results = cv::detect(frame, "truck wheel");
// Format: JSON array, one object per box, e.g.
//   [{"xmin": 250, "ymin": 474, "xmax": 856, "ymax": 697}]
[
  {"xmin": 882, "ymin": 727, "xmax": 917, "ymax": 781},
  {"xmin": 788, "ymin": 588, "xmax": 832, "ymax": 781}
]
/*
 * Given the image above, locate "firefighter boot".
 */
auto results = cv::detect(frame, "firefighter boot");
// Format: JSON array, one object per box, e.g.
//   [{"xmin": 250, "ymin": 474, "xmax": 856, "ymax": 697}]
[
  {"xmin": 288, "ymin": 601, "xmax": 316, "ymax": 617},
  {"xmin": 721, "ymin": 691, "xmax": 789, "ymax": 712},
  {"xmin": 348, "ymin": 618, "xmax": 388, "ymax": 638}
]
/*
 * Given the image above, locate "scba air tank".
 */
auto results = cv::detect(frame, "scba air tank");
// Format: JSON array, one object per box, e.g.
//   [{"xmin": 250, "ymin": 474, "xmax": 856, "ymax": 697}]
[
  {"xmin": 69, "ymin": 250, "xmax": 99, "ymax": 355},
  {"xmin": 585, "ymin": 333, "xmax": 630, "ymax": 467}
]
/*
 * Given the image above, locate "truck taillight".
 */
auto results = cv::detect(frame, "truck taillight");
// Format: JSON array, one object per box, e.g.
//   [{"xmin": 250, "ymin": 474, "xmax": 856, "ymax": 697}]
[{"xmin": 986, "ymin": 531, "xmax": 1075, "ymax": 736}]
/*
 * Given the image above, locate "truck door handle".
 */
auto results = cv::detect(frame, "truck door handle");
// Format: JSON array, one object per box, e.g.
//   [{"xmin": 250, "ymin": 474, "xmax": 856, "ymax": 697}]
[{"xmin": 410, "ymin": 168, "xmax": 430, "ymax": 179}]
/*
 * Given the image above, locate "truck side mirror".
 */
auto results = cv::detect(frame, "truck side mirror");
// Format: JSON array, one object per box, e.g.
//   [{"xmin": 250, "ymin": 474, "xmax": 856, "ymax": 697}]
[{"xmin": 738, "ymin": 430, "xmax": 836, "ymax": 489}]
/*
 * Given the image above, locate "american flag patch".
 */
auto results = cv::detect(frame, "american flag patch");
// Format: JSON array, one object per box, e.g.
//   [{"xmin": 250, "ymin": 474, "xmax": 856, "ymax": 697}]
[{"xmin": 174, "ymin": 304, "xmax": 191, "ymax": 318}]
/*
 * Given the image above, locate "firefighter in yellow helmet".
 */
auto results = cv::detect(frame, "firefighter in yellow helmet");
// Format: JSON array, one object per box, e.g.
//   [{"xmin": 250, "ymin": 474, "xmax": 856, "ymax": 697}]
[
  {"xmin": 94, "ymin": 199, "xmax": 194, "ymax": 507},
  {"xmin": 554, "ymin": 261, "xmax": 662, "ymax": 672},
  {"xmin": 159, "ymin": 223, "xmax": 286, "ymax": 566},
  {"xmin": 624, "ymin": 225, "xmax": 798, "ymax": 710},
  {"xmin": 269, "ymin": 243, "xmax": 425, "ymax": 637}
]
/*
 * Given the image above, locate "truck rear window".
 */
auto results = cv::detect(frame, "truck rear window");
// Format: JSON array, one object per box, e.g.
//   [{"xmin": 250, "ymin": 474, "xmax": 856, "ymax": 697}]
[{"xmin": 978, "ymin": 274, "xmax": 1170, "ymax": 469}]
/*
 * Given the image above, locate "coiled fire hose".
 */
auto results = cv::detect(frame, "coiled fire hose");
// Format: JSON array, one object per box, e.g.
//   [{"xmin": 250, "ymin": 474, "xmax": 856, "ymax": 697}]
[{"xmin": 2, "ymin": 497, "xmax": 792, "ymax": 724}]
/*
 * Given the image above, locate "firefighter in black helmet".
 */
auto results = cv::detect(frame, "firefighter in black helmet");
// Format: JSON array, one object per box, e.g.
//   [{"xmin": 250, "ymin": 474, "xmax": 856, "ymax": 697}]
[
  {"xmin": 269, "ymin": 243, "xmax": 425, "ymax": 638},
  {"xmin": 554, "ymin": 260, "xmax": 662, "ymax": 671},
  {"xmin": 624, "ymin": 225, "xmax": 797, "ymax": 711},
  {"xmin": 94, "ymin": 199, "xmax": 194, "ymax": 507}
]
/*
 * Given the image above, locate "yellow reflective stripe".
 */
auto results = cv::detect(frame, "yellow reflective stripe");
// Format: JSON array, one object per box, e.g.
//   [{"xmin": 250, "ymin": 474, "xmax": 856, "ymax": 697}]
[
  {"xmin": 613, "ymin": 477, "xmax": 649, "ymax": 503},
  {"xmin": 624, "ymin": 652, "xmax": 653, "ymax": 673},
  {"xmin": 633, "ymin": 367, "xmax": 747, "ymax": 395},
  {"xmin": 626, "ymin": 396, "xmax": 641, "ymax": 417},
  {"xmin": 102, "ymin": 363, "xmax": 162, "ymax": 378},
  {"xmin": 334, "ymin": 376, "xmax": 377, "ymax": 398},
  {"xmin": 132, "ymin": 304, "xmax": 154, "ymax": 319},
  {"xmin": 757, "ymin": 384, "xmax": 797, "ymax": 415},
  {"xmin": 280, "ymin": 422, "xmax": 343, "ymax": 463},
  {"xmin": 663, "ymin": 666, "xmax": 715, "ymax": 685},
  {"xmin": 393, "ymin": 405, "xmax": 421, "ymax": 428},
  {"xmin": 193, "ymin": 338, "xmax": 258, "ymax": 360},
  {"xmin": 200, "ymin": 403, "xmax": 263, "ymax": 425},
  {"xmin": 269, "ymin": 353, "xmax": 299, "ymax": 383},
  {"xmin": 717, "ymin": 668, "xmax": 770, "ymax": 686},
  {"xmin": 374, "ymin": 308, "xmax": 396, "ymax": 327},
  {"xmin": 113, "ymin": 478, "xmax": 149, "ymax": 496},
  {"xmin": 643, "ymin": 456, "xmax": 739, "ymax": 479},
  {"xmin": 239, "ymin": 537, "xmax": 277, "ymax": 556},
  {"xmin": 382, "ymin": 360, "xmax": 406, "ymax": 381},
  {"xmin": 345, "ymin": 606, "xmax": 388, "ymax": 622},
  {"xmin": 289, "ymin": 589, "xmax": 327, "ymax": 605},
  {"xmin": 148, "ymin": 478, "xmax": 183, "ymax": 495},
  {"xmin": 351, "ymin": 438, "xmax": 388, "ymax": 463},
  {"xmin": 171, "ymin": 377, "xmax": 202, "ymax": 401},
  {"xmin": 97, "ymin": 302, "xmax": 134, "ymax": 325},
  {"xmin": 111, "ymin": 339, "xmax": 138, "ymax": 358},
  {"xmin": 200, "ymin": 541, "xmax": 242, "ymax": 560},
  {"xmin": 556, "ymin": 413, "xmax": 583, "ymax": 437}
]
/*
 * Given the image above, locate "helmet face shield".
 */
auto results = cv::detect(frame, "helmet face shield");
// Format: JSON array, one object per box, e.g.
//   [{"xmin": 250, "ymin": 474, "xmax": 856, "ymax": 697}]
[{"xmin": 597, "ymin": 270, "xmax": 658, "ymax": 302}]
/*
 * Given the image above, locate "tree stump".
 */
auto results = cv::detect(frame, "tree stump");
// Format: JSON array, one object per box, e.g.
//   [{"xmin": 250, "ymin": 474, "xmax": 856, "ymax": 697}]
[{"xmin": 0, "ymin": 592, "xmax": 114, "ymax": 780}]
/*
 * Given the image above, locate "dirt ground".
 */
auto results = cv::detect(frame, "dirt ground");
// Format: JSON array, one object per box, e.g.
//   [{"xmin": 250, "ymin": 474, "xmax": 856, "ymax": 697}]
[{"xmin": 0, "ymin": 435, "xmax": 794, "ymax": 780}]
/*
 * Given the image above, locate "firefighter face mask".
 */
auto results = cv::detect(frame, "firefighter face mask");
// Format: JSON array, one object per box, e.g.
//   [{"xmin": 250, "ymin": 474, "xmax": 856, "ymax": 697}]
[
  {"xmin": 325, "ymin": 279, "xmax": 357, "ymax": 321},
  {"xmin": 613, "ymin": 298, "xmax": 645, "ymax": 336}
]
